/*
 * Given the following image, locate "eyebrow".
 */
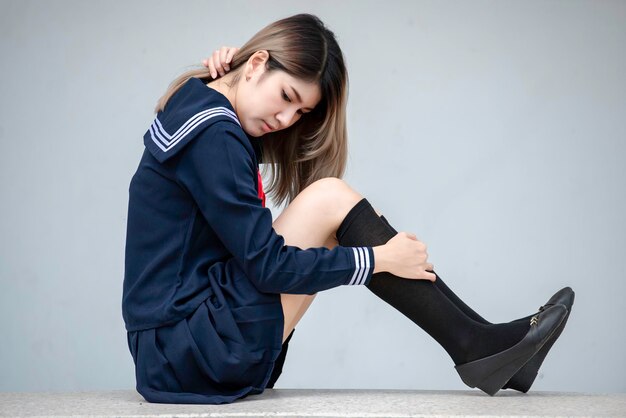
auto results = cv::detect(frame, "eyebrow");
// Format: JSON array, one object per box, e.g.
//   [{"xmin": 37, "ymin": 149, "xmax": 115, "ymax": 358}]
[{"xmin": 289, "ymin": 85, "xmax": 313, "ymax": 112}]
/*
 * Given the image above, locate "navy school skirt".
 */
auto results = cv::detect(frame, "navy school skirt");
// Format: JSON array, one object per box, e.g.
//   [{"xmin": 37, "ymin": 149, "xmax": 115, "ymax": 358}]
[{"xmin": 126, "ymin": 261, "xmax": 292, "ymax": 404}]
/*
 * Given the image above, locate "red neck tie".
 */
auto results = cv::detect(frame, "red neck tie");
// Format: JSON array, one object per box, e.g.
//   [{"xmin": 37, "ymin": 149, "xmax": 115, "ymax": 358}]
[{"xmin": 257, "ymin": 169, "xmax": 266, "ymax": 208}]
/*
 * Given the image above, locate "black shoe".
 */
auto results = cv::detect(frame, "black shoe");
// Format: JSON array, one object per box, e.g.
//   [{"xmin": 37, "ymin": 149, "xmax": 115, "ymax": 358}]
[
  {"xmin": 502, "ymin": 287, "xmax": 575, "ymax": 392},
  {"xmin": 455, "ymin": 304, "xmax": 568, "ymax": 396}
]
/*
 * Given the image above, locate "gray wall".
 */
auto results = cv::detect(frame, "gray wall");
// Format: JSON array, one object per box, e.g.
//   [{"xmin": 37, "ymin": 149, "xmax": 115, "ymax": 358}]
[{"xmin": 1, "ymin": 0, "xmax": 624, "ymax": 393}]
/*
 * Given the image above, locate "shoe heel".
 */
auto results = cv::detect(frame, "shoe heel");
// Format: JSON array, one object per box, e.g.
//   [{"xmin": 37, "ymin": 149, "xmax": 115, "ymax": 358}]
[{"xmin": 455, "ymin": 352, "xmax": 530, "ymax": 396}]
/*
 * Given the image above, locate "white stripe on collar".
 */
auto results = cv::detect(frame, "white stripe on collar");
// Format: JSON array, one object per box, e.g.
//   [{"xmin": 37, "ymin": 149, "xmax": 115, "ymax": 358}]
[{"xmin": 149, "ymin": 106, "xmax": 240, "ymax": 153}]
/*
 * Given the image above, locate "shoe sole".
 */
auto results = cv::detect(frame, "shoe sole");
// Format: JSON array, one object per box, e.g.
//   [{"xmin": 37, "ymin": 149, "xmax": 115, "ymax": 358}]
[{"xmin": 455, "ymin": 304, "xmax": 567, "ymax": 396}]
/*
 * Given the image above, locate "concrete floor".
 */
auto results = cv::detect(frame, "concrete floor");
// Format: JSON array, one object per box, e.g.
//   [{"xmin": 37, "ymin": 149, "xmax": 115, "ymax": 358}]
[{"xmin": 1, "ymin": 389, "xmax": 625, "ymax": 417}]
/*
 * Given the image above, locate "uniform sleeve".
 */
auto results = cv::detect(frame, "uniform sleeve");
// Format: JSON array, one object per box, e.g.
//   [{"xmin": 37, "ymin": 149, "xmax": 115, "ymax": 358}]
[{"xmin": 174, "ymin": 123, "xmax": 375, "ymax": 294}]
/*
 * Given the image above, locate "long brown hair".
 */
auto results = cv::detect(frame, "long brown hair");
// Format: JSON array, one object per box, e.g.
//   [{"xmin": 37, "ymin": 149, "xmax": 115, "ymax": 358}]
[{"xmin": 155, "ymin": 14, "xmax": 349, "ymax": 207}]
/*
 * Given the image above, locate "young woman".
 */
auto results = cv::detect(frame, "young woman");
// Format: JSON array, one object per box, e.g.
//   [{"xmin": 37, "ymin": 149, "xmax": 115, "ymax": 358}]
[{"xmin": 122, "ymin": 14, "xmax": 574, "ymax": 405}]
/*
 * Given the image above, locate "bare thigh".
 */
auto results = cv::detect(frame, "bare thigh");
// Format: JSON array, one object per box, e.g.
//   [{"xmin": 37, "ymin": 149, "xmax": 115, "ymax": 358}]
[{"xmin": 271, "ymin": 177, "xmax": 365, "ymax": 343}]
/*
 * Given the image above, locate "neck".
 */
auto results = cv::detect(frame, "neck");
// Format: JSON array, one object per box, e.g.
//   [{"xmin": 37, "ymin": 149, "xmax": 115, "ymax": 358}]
[{"xmin": 206, "ymin": 74, "xmax": 238, "ymax": 112}]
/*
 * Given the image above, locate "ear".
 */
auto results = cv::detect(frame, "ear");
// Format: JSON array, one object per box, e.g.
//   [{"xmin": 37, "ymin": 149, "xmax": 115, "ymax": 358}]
[{"xmin": 243, "ymin": 50, "xmax": 269, "ymax": 81}]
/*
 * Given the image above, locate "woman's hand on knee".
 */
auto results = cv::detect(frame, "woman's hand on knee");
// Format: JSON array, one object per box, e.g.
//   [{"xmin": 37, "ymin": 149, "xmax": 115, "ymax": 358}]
[
  {"xmin": 202, "ymin": 46, "xmax": 239, "ymax": 79},
  {"xmin": 373, "ymin": 232, "xmax": 436, "ymax": 281}
]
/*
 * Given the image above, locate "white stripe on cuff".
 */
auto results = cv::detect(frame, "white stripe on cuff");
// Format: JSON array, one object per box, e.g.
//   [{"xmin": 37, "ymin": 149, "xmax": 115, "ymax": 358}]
[
  {"xmin": 348, "ymin": 247, "xmax": 371, "ymax": 285},
  {"xmin": 360, "ymin": 247, "xmax": 371, "ymax": 285}
]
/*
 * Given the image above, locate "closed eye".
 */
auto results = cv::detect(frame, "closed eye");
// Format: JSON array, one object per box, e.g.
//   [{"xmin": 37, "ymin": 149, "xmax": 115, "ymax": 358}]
[{"xmin": 283, "ymin": 89, "xmax": 307, "ymax": 116}]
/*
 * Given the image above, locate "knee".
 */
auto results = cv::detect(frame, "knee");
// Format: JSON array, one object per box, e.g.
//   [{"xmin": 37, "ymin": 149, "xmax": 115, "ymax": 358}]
[
  {"xmin": 308, "ymin": 177, "xmax": 348, "ymax": 194},
  {"xmin": 304, "ymin": 177, "xmax": 362, "ymax": 213},
  {"xmin": 307, "ymin": 177, "xmax": 360, "ymax": 203}
]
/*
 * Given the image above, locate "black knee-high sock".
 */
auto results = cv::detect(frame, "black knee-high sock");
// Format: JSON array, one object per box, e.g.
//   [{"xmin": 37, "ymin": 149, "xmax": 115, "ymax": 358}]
[
  {"xmin": 336, "ymin": 198, "xmax": 530, "ymax": 365},
  {"xmin": 380, "ymin": 214, "xmax": 535, "ymax": 327}
]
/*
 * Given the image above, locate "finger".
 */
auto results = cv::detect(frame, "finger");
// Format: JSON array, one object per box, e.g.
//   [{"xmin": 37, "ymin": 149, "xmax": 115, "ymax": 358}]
[
  {"xmin": 213, "ymin": 50, "xmax": 224, "ymax": 77},
  {"xmin": 220, "ymin": 47, "xmax": 229, "ymax": 71},
  {"xmin": 424, "ymin": 263, "xmax": 434, "ymax": 271},
  {"xmin": 207, "ymin": 58, "xmax": 217, "ymax": 79},
  {"xmin": 202, "ymin": 58, "xmax": 209, "ymax": 68},
  {"xmin": 225, "ymin": 47, "xmax": 238, "ymax": 65},
  {"xmin": 212, "ymin": 50, "xmax": 222, "ymax": 76},
  {"xmin": 419, "ymin": 269, "xmax": 436, "ymax": 282}
]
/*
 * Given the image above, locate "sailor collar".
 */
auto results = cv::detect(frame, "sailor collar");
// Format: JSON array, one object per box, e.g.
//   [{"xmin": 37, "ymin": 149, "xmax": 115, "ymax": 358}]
[{"xmin": 143, "ymin": 77, "xmax": 262, "ymax": 164}]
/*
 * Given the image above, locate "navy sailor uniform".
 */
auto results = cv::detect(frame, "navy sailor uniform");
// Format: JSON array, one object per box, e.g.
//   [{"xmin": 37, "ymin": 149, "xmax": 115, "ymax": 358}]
[{"xmin": 122, "ymin": 77, "xmax": 375, "ymax": 404}]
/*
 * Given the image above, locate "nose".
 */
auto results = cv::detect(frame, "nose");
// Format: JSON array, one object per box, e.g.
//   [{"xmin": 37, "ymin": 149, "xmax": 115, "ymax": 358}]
[{"xmin": 276, "ymin": 108, "xmax": 300, "ymax": 129}]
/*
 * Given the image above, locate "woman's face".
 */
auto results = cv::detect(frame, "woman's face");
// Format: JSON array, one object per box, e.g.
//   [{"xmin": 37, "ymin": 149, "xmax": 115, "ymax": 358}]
[{"xmin": 236, "ymin": 54, "xmax": 322, "ymax": 137}]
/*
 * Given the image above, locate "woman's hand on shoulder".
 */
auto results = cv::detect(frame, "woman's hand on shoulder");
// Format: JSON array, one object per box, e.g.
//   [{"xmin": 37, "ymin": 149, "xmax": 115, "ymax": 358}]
[
  {"xmin": 373, "ymin": 232, "xmax": 436, "ymax": 281},
  {"xmin": 202, "ymin": 46, "xmax": 239, "ymax": 79}
]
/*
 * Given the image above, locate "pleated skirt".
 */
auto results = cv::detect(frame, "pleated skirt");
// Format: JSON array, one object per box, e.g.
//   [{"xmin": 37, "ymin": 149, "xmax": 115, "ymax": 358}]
[{"xmin": 127, "ymin": 260, "xmax": 286, "ymax": 404}]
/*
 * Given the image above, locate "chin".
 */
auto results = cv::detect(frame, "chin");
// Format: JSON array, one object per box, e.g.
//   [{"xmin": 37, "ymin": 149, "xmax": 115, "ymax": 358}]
[{"xmin": 240, "ymin": 123, "xmax": 262, "ymax": 138}]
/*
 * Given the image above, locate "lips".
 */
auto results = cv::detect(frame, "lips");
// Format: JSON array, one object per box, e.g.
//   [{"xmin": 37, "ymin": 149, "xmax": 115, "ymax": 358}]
[{"xmin": 261, "ymin": 120, "xmax": 275, "ymax": 133}]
